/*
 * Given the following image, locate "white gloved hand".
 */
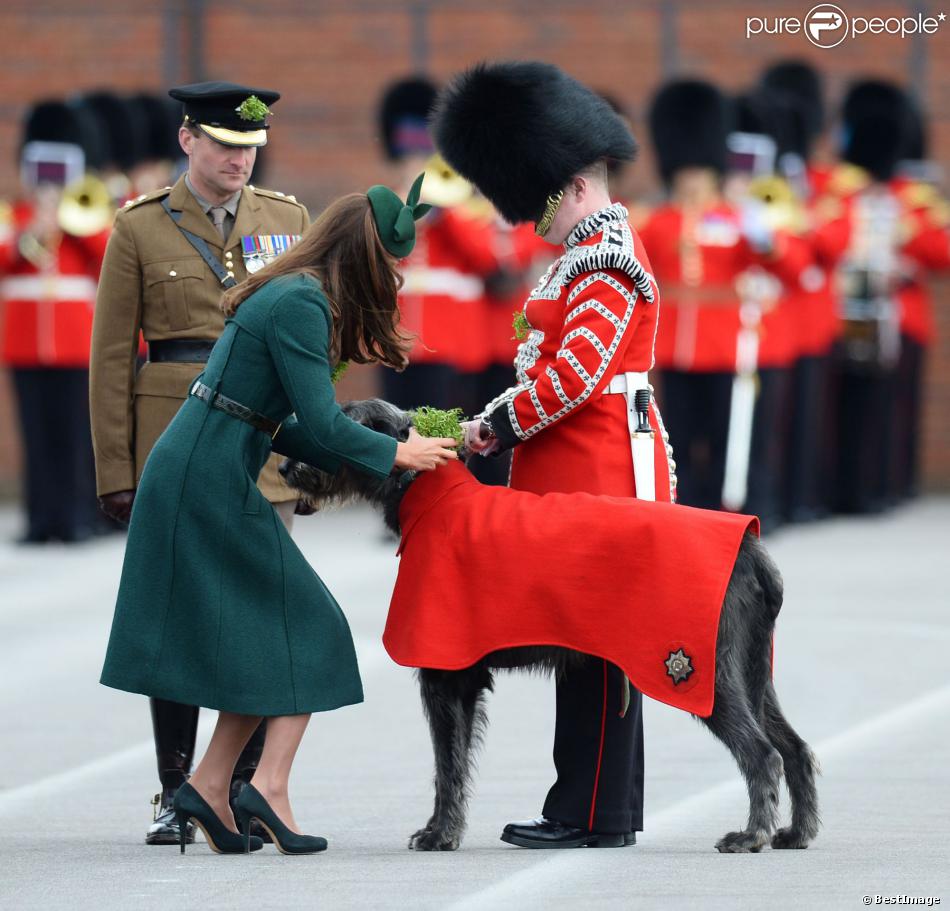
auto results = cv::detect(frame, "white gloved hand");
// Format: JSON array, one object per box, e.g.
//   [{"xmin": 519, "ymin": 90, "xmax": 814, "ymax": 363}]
[{"xmin": 740, "ymin": 199, "xmax": 775, "ymax": 254}]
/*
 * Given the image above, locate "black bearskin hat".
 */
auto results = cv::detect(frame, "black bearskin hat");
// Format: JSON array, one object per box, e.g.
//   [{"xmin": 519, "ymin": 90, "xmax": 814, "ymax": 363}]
[
  {"xmin": 899, "ymin": 93, "xmax": 927, "ymax": 162},
  {"xmin": 649, "ymin": 80, "xmax": 728, "ymax": 185},
  {"xmin": 379, "ymin": 76, "xmax": 438, "ymax": 161},
  {"xmin": 21, "ymin": 99, "xmax": 104, "ymax": 170},
  {"xmin": 130, "ymin": 93, "xmax": 182, "ymax": 163},
  {"xmin": 431, "ymin": 61, "xmax": 637, "ymax": 224},
  {"xmin": 761, "ymin": 60, "xmax": 825, "ymax": 152},
  {"xmin": 76, "ymin": 91, "xmax": 148, "ymax": 171},
  {"xmin": 841, "ymin": 80, "xmax": 911, "ymax": 181}
]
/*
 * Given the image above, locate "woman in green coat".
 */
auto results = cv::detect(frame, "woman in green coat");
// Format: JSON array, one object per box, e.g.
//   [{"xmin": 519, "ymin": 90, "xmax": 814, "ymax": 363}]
[{"xmin": 100, "ymin": 178, "xmax": 457, "ymax": 854}]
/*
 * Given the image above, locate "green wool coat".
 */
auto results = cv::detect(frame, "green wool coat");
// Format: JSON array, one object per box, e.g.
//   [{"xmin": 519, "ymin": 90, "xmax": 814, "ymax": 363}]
[{"xmin": 100, "ymin": 274, "xmax": 397, "ymax": 716}]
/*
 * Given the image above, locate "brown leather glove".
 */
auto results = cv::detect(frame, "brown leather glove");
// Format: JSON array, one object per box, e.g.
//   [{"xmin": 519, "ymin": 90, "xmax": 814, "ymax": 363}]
[{"xmin": 98, "ymin": 489, "xmax": 136, "ymax": 525}]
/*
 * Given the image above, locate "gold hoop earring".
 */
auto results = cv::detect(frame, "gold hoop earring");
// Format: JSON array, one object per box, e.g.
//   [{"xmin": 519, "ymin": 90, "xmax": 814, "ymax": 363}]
[{"xmin": 534, "ymin": 190, "xmax": 564, "ymax": 237}]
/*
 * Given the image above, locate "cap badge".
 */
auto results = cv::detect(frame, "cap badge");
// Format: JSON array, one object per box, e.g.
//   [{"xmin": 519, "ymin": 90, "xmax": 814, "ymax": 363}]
[
  {"xmin": 236, "ymin": 95, "xmax": 271, "ymax": 122},
  {"xmin": 664, "ymin": 648, "xmax": 694, "ymax": 685}
]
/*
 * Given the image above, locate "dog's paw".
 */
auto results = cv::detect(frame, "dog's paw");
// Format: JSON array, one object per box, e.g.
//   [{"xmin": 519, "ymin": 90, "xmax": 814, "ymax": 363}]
[
  {"xmin": 408, "ymin": 827, "xmax": 461, "ymax": 851},
  {"xmin": 715, "ymin": 829, "xmax": 769, "ymax": 853},
  {"xmin": 771, "ymin": 827, "xmax": 810, "ymax": 850}
]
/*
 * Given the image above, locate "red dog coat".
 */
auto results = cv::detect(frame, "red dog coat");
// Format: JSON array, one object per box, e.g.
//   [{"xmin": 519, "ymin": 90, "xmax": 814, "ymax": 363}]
[{"xmin": 385, "ymin": 462, "xmax": 759, "ymax": 717}]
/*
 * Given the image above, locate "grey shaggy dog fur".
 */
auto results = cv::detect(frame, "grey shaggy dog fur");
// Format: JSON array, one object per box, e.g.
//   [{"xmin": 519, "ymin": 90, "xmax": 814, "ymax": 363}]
[{"xmin": 281, "ymin": 399, "xmax": 821, "ymax": 853}]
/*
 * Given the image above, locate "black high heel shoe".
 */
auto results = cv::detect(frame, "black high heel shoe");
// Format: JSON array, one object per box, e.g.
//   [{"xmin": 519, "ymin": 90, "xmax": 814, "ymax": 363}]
[
  {"xmin": 173, "ymin": 782, "xmax": 264, "ymax": 854},
  {"xmin": 234, "ymin": 784, "xmax": 328, "ymax": 855}
]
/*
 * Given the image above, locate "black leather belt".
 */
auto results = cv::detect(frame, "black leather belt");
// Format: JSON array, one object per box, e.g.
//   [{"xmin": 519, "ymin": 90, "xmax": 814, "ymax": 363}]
[
  {"xmin": 189, "ymin": 381, "xmax": 281, "ymax": 437},
  {"xmin": 148, "ymin": 339, "xmax": 217, "ymax": 363}
]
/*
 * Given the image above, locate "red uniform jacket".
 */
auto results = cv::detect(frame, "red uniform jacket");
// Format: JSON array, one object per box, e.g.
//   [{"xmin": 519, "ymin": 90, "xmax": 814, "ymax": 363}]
[
  {"xmin": 483, "ymin": 203, "xmax": 675, "ymax": 501},
  {"xmin": 0, "ymin": 202, "xmax": 109, "ymax": 368},
  {"xmin": 809, "ymin": 170, "xmax": 950, "ymax": 347},
  {"xmin": 385, "ymin": 462, "xmax": 758, "ymax": 717},
  {"xmin": 893, "ymin": 179, "xmax": 950, "ymax": 345},
  {"xmin": 638, "ymin": 203, "xmax": 806, "ymax": 373},
  {"xmin": 398, "ymin": 206, "xmax": 498, "ymax": 372}
]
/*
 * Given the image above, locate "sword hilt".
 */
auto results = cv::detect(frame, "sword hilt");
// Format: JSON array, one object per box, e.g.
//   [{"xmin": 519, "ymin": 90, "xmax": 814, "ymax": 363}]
[{"xmin": 634, "ymin": 388, "xmax": 652, "ymax": 434}]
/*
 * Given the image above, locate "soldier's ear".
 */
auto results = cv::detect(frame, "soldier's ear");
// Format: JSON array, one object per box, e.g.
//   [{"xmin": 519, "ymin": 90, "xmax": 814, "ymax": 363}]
[
  {"xmin": 178, "ymin": 126, "xmax": 195, "ymax": 157},
  {"xmin": 571, "ymin": 174, "xmax": 588, "ymax": 202}
]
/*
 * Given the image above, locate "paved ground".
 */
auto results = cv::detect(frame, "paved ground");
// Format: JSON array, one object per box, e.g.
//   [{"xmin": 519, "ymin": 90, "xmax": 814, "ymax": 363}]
[{"xmin": 1, "ymin": 496, "xmax": 948, "ymax": 910}]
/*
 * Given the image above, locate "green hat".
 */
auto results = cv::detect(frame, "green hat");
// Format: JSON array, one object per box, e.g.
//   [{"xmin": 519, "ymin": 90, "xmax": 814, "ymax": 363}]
[{"xmin": 367, "ymin": 172, "xmax": 432, "ymax": 258}]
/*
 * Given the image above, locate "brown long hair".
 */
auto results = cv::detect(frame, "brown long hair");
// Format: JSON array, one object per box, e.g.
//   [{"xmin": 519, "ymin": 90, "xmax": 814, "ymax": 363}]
[{"xmin": 221, "ymin": 193, "xmax": 409, "ymax": 369}]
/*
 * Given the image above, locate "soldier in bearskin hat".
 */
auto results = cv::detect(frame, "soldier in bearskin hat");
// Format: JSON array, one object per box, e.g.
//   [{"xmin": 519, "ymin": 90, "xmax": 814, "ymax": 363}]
[
  {"xmin": 891, "ymin": 97, "xmax": 950, "ymax": 501},
  {"xmin": 638, "ymin": 79, "xmax": 809, "ymax": 518},
  {"xmin": 0, "ymin": 100, "xmax": 109, "ymax": 544},
  {"xmin": 638, "ymin": 80, "xmax": 737, "ymax": 512},
  {"xmin": 434, "ymin": 61, "xmax": 674, "ymax": 848},
  {"xmin": 821, "ymin": 79, "xmax": 950, "ymax": 513}
]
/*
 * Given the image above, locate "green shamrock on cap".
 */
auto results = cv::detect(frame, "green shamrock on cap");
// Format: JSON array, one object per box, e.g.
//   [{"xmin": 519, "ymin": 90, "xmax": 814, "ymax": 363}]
[{"xmin": 236, "ymin": 95, "xmax": 271, "ymax": 122}]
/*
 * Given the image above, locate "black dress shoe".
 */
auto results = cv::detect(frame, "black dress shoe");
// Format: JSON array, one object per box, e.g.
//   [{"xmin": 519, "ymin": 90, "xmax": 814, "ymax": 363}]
[
  {"xmin": 501, "ymin": 817, "xmax": 634, "ymax": 849},
  {"xmin": 147, "ymin": 789, "xmax": 196, "ymax": 845}
]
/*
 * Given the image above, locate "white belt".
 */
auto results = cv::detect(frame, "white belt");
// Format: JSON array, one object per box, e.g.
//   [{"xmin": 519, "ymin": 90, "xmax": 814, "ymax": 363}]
[
  {"xmin": 603, "ymin": 371, "xmax": 655, "ymax": 501},
  {"xmin": 602, "ymin": 371, "xmax": 650, "ymax": 395}
]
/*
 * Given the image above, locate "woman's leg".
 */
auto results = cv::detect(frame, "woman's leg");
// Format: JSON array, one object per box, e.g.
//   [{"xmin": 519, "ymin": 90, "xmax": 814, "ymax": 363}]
[
  {"xmin": 188, "ymin": 712, "xmax": 262, "ymax": 831},
  {"xmin": 250, "ymin": 714, "xmax": 312, "ymax": 833}
]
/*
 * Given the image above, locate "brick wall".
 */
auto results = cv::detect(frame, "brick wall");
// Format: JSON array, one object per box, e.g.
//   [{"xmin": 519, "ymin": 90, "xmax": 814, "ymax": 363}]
[{"xmin": 1, "ymin": 0, "xmax": 949, "ymax": 495}]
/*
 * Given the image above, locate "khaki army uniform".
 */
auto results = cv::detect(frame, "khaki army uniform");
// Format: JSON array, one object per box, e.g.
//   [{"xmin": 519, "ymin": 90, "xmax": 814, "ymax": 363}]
[{"xmin": 90, "ymin": 174, "xmax": 309, "ymax": 501}]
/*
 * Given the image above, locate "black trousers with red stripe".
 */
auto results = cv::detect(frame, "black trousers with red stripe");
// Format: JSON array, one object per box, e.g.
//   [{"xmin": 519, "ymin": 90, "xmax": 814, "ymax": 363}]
[{"xmin": 542, "ymin": 658, "xmax": 644, "ymax": 834}]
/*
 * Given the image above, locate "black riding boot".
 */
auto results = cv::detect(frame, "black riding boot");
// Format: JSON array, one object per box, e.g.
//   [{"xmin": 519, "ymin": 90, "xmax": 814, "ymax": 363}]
[{"xmin": 147, "ymin": 697, "xmax": 199, "ymax": 845}]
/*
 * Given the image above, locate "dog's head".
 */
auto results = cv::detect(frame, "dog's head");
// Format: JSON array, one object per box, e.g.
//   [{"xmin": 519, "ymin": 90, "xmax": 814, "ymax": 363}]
[{"xmin": 279, "ymin": 398, "xmax": 416, "ymax": 536}]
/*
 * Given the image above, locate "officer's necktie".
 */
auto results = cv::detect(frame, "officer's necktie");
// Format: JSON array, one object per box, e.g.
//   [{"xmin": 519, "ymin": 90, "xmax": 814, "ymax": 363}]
[{"xmin": 209, "ymin": 206, "xmax": 228, "ymax": 240}]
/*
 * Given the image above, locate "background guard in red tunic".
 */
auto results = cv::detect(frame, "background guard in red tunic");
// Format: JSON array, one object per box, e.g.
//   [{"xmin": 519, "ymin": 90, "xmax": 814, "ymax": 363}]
[
  {"xmin": 890, "ymin": 100, "xmax": 950, "ymax": 501},
  {"xmin": 638, "ymin": 80, "xmax": 806, "ymax": 519},
  {"xmin": 377, "ymin": 77, "xmax": 501, "ymax": 417},
  {"xmin": 0, "ymin": 101, "xmax": 111, "ymax": 543},
  {"xmin": 818, "ymin": 80, "xmax": 950, "ymax": 514},
  {"xmin": 758, "ymin": 60, "xmax": 840, "ymax": 523},
  {"xmin": 432, "ymin": 60, "xmax": 673, "ymax": 849}
]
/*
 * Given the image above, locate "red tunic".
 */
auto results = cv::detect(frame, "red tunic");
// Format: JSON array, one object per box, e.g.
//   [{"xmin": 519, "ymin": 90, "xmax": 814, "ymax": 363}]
[
  {"xmin": 0, "ymin": 203, "xmax": 109, "ymax": 368},
  {"xmin": 638, "ymin": 203, "xmax": 807, "ymax": 373},
  {"xmin": 809, "ymin": 176, "xmax": 950, "ymax": 347},
  {"xmin": 385, "ymin": 461, "xmax": 758, "ymax": 717},
  {"xmin": 397, "ymin": 206, "xmax": 498, "ymax": 372},
  {"xmin": 482, "ymin": 203, "xmax": 675, "ymax": 500},
  {"xmin": 892, "ymin": 180, "xmax": 950, "ymax": 345}
]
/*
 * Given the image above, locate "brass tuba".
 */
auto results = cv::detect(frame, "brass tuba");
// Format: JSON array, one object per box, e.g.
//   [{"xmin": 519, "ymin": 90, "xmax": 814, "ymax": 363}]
[
  {"xmin": 746, "ymin": 174, "xmax": 806, "ymax": 234},
  {"xmin": 57, "ymin": 174, "xmax": 114, "ymax": 236},
  {"xmin": 420, "ymin": 154, "xmax": 474, "ymax": 208}
]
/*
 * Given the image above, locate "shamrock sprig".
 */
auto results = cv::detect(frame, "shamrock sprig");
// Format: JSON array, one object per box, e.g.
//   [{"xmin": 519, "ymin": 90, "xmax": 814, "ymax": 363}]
[
  {"xmin": 512, "ymin": 310, "xmax": 531, "ymax": 341},
  {"xmin": 412, "ymin": 406, "xmax": 465, "ymax": 449},
  {"xmin": 236, "ymin": 95, "xmax": 270, "ymax": 122},
  {"xmin": 330, "ymin": 361, "xmax": 349, "ymax": 385}
]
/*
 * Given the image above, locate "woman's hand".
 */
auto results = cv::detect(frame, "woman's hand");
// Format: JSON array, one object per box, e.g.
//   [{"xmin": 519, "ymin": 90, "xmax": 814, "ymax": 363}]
[{"xmin": 394, "ymin": 428, "xmax": 459, "ymax": 472}]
